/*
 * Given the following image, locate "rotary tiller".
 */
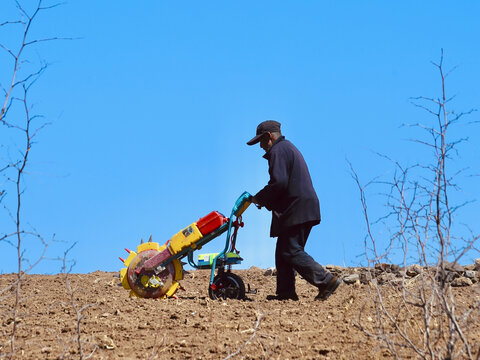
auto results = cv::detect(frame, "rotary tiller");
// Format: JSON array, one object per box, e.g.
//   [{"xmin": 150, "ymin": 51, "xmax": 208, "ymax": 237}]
[{"xmin": 119, "ymin": 192, "xmax": 252, "ymax": 300}]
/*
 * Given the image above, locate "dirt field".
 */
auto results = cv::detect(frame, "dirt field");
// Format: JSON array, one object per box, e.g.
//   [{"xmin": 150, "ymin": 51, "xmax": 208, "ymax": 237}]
[{"xmin": 1, "ymin": 268, "xmax": 479, "ymax": 359}]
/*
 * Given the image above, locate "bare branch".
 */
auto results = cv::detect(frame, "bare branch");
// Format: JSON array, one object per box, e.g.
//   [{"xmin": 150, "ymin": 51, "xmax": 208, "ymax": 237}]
[
  {"xmin": 223, "ymin": 308, "xmax": 264, "ymax": 360},
  {"xmin": 1, "ymin": 1, "xmax": 67, "ymax": 356},
  {"xmin": 0, "ymin": 20, "xmax": 24, "ymax": 27}
]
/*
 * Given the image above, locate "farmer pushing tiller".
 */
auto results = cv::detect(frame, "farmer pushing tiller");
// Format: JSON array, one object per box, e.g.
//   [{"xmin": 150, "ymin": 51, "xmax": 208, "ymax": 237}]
[
  {"xmin": 120, "ymin": 120, "xmax": 341, "ymax": 301},
  {"xmin": 119, "ymin": 192, "xmax": 252, "ymax": 300}
]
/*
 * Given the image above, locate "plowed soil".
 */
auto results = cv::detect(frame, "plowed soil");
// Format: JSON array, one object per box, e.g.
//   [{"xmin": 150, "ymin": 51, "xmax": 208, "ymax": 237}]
[{"xmin": 1, "ymin": 268, "xmax": 479, "ymax": 359}]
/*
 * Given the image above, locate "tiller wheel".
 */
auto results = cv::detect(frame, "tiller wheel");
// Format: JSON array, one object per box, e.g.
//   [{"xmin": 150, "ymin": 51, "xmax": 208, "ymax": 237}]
[
  {"xmin": 208, "ymin": 271, "xmax": 245, "ymax": 300},
  {"xmin": 120, "ymin": 241, "xmax": 183, "ymax": 299}
]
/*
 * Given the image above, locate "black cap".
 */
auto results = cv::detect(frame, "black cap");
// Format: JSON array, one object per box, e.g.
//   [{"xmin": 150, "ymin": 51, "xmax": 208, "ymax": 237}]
[{"xmin": 246, "ymin": 120, "xmax": 281, "ymax": 145}]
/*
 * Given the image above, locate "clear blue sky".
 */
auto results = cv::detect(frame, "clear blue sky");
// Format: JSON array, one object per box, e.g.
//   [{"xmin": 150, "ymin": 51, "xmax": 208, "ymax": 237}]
[{"xmin": 1, "ymin": 1, "xmax": 479, "ymax": 274}]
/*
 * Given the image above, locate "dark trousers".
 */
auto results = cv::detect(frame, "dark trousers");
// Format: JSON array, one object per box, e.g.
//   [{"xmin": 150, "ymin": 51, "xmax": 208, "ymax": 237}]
[{"xmin": 275, "ymin": 222, "xmax": 332, "ymax": 295}]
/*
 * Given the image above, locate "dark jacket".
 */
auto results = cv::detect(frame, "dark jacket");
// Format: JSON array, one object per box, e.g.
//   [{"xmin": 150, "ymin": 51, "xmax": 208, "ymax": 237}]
[{"xmin": 254, "ymin": 136, "xmax": 321, "ymax": 237}]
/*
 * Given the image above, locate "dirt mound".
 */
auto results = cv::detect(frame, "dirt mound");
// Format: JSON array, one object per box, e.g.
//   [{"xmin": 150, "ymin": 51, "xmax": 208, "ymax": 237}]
[{"xmin": 1, "ymin": 268, "xmax": 479, "ymax": 359}]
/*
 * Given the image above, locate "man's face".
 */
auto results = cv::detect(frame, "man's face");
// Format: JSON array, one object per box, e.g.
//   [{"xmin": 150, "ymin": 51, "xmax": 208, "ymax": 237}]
[{"xmin": 260, "ymin": 132, "xmax": 273, "ymax": 152}]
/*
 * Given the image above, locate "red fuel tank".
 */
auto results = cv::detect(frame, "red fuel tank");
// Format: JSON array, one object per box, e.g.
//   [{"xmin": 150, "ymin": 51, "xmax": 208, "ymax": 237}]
[{"xmin": 197, "ymin": 211, "xmax": 228, "ymax": 235}]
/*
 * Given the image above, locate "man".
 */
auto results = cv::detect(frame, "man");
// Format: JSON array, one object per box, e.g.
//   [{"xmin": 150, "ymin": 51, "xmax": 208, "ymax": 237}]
[{"xmin": 247, "ymin": 120, "xmax": 341, "ymax": 301}]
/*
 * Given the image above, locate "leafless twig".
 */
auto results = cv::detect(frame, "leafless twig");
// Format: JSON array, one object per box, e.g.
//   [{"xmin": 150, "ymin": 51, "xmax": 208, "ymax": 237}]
[
  {"xmin": 61, "ymin": 243, "xmax": 97, "ymax": 360},
  {"xmin": 223, "ymin": 308, "xmax": 264, "ymax": 360}
]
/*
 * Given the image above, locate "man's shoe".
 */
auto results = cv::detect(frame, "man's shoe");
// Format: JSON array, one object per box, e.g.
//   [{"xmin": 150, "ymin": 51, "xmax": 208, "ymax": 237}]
[
  {"xmin": 315, "ymin": 276, "xmax": 341, "ymax": 301},
  {"xmin": 266, "ymin": 293, "xmax": 299, "ymax": 301}
]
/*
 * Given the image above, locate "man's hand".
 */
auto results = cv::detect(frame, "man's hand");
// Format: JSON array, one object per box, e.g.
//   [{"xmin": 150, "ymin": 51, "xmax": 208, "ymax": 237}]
[{"xmin": 250, "ymin": 196, "xmax": 262, "ymax": 209}]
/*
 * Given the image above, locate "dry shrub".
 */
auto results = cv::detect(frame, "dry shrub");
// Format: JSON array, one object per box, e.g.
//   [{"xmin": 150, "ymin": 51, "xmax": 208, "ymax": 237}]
[{"xmin": 352, "ymin": 51, "xmax": 480, "ymax": 359}]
